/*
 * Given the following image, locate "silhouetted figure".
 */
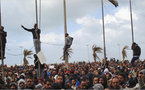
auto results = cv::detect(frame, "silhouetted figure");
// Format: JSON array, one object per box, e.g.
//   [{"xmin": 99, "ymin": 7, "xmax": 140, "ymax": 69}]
[
  {"xmin": 0, "ymin": 26, "xmax": 7, "ymax": 59},
  {"xmin": 21, "ymin": 24, "xmax": 41, "ymax": 53},
  {"xmin": 131, "ymin": 42, "xmax": 141, "ymax": 67},
  {"xmin": 63, "ymin": 33, "xmax": 73, "ymax": 60}
]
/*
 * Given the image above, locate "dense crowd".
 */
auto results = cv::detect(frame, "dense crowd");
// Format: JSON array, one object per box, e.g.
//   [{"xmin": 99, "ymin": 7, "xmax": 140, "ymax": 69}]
[{"xmin": 0, "ymin": 59, "xmax": 145, "ymax": 90}]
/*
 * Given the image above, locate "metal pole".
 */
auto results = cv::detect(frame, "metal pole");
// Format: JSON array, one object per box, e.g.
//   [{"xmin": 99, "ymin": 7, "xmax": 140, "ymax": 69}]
[
  {"xmin": 39, "ymin": 0, "xmax": 41, "ymax": 28},
  {"xmin": 129, "ymin": 0, "xmax": 134, "ymax": 43},
  {"xmin": 63, "ymin": 0, "xmax": 68, "ymax": 68},
  {"xmin": 35, "ymin": 0, "xmax": 38, "ymax": 25},
  {"xmin": 101, "ymin": 0, "xmax": 107, "ymax": 66},
  {"xmin": 35, "ymin": 0, "xmax": 40, "ymax": 77}
]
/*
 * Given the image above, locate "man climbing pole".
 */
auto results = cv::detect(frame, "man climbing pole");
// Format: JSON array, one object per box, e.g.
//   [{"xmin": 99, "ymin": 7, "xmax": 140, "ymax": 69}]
[
  {"xmin": 21, "ymin": 24, "xmax": 41, "ymax": 53},
  {"xmin": 63, "ymin": 33, "xmax": 73, "ymax": 60},
  {"xmin": 0, "ymin": 26, "xmax": 7, "ymax": 59},
  {"xmin": 131, "ymin": 42, "xmax": 141, "ymax": 67}
]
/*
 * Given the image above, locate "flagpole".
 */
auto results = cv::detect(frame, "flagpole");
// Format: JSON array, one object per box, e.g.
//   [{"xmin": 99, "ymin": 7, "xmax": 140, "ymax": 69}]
[
  {"xmin": 101, "ymin": 0, "xmax": 107, "ymax": 66},
  {"xmin": 63, "ymin": 0, "xmax": 68, "ymax": 68},
  {"xmin": 129, "ymin": 0, "xmax": 134, "ymax": 43}
]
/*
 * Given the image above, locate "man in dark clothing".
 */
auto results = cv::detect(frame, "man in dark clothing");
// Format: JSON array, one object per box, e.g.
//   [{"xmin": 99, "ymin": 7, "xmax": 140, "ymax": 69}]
[
  {"xmin": 34, "ymin": 54, "xmax": 44, "ymax": 78},
  {"xmin": 63, "ymin": 33, "xmax": 73, "ymax": 60},
  {"xmin": 21, "ymin": 24, "xmax": 41, "ymax": 53},
  {"xmin": 0, "ymin": 26, "xmax": 7, "ymax": 59},
  {"xmin": 131, "ymin": 42, "xmax": 141, "ymax": 67}
]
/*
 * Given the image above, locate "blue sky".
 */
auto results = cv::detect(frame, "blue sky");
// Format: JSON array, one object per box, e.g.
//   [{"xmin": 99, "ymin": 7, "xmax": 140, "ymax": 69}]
[{"xmin": 1, "ymin": 0, "xmax": 145, "ymax": 65}]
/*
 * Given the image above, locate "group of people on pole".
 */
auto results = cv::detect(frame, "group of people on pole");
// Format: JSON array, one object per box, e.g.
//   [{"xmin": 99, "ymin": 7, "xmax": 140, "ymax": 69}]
[{"xmin": 0, "ymin": 24, "xmax": 142, "ymax": 68}]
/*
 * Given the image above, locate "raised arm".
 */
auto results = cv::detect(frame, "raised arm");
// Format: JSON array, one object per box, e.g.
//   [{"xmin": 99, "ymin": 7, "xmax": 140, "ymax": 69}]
[{"xmin": 21, "ymin": 25, "xmax": 32, "ymax": 32}]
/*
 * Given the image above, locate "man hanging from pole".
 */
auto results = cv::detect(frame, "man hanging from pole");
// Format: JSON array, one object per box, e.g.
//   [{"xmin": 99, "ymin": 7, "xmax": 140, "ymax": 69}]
[
  {"xmin": 63, "ymin": 33, "xmax": 73, "ymax": 60},
  {"xmin": 0, "ymin": 26, "xmax": 7, "ymax": 59},
  {"xmin": 131, "ymin": 42, "xmax": 141, "ymax": 67},
  {"xmin": 21, "ymin": 24, "xmax": 41, "ymax": 53}
]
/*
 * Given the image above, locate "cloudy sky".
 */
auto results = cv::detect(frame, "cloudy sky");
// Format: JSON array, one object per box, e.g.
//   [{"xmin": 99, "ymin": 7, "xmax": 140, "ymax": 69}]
[{"xmin": 1, "ymin": 0, "xmax": 145, "ymax": 65}]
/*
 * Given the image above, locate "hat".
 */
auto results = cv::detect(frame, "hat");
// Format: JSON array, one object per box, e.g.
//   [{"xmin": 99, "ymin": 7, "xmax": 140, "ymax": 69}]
[
  {"xmin": 20, "ymin": 73, "xmax": 25, "ymax": 77},
  {"xmin": 93, "ymin": 84, "xmax": 104, "ymax": 90},
  {"xmin": 35, "ymin": 83, "xmax": 42, "ymax": 89}
]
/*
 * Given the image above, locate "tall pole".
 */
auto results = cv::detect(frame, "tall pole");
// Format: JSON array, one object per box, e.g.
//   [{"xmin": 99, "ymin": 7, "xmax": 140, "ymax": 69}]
[
  {"xmin": 39, "ymin": 0, "xmax": 41, "ymax": 28},
  {"xmin": 63, "ymin": 0, "xmax": 68, "ymax": 68},
  {"xmin": 129, "ymin": 0, "xmax": 134, "ymax": 43},
  {"xmin": 63, "ymin": 0, "xmax": 67, "ymax": 35},
  {"xmin": 35, "ymin": 0, "xmax": 38, "ymax": 25},
  {"xmin": 35, "ymin": 0, "xmax": 40, "ymax": 77},
  {"xmin": 101, "ymin": 0, "xmax": 107, "ymax": 66}
]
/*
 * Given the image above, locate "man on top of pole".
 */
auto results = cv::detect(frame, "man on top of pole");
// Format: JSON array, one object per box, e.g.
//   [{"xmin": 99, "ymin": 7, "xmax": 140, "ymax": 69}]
[{"xmin": 21, "ymin": 24, "xmax": 41, "ymax": 53}]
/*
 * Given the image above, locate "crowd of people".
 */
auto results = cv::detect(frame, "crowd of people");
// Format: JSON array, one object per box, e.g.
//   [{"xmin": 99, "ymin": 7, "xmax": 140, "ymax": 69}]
[{"xmin": 0, "ymin": 58, "xmax": 145, "ymax": 89}]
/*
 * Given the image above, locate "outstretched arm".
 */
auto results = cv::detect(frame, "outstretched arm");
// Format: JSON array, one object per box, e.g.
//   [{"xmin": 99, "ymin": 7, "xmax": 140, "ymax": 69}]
[{"xmin": 21, "ymin": 25, "xmax": 32, "ymax": 32}]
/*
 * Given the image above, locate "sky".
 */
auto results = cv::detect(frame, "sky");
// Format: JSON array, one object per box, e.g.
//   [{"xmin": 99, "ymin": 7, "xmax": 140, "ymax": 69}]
[{"xmin": 1, "ymin": 0, "xmax": 145, "ymax": 65}]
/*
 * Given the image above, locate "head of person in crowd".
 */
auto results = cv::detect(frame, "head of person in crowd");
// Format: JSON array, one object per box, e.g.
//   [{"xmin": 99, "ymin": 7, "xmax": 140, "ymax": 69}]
[
  {"xmin": 99, "ymin": 75, "xmax": 107, "ymax": 89},
  {"xmin": 37, "ymin": 78, "xmax": 44, "ymax": 85},
  {"xmin": 9, "ymin": 82, "xmax": 18, "ymax": 89},
  {"xmin": 110, "ymin": 77, "xmax": 121, "ymax": 89},
  {"xmin": 19, "ymin": 73, "xmax": 25, "ymax": 80},
  {"xmin": 79, "ymin": 79, "xmax": 88, "ymax": 89},
  {"xmin": 25, "ymin": 77, "xmax": 35, "ymax": 89},
  {"xmin": 64, "ymin": 81, "xmax": 72, "ymax": 89},
  {"xmin": 118, "ymin": 73, "xmax": 126, "ymax": 86},
  {"xmin": 18, "ymin": 79, "xmax": 25, "ymax": 89},
  {"xmin": 55, "ymin": 75, "xmax": 64, "ymax": 88},
  {"xmin": 71, "ymin": 79, "xmax": 77, "ymax": 86},
  {"xmin": 93, "ymin": 83, "xmax": 104, "ymax": 90},
  {"xmin": 55, "ymin": 75, "xmax": 63, "ymax": 84},
  {"xmin": 93, "ymin": 76, "xmax": 99, "ymax": 85},
  {"xmin": 43, "ymin": 79, "xmax": 53, "ymax": 89},
  {"xmin": 106, "ymin": 72, "xmax": 112, "ymax": 80}
]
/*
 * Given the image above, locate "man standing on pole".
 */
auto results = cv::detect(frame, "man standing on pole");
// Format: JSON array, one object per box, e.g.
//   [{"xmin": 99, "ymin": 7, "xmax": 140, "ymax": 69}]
[
  {"xmin": 63, "ymin": 33, "xmax": 73, "ymax": 60},
  {"xmin": 131, "ymin": 42, "xmax": 141, "ymax": 67},
  {"xmin": 21, "ymin": 24, "xmax": 41, "ymax": 53},
  {"xmin": 0, "ymin": 26, "xmax": 7, "ymax": 59}
]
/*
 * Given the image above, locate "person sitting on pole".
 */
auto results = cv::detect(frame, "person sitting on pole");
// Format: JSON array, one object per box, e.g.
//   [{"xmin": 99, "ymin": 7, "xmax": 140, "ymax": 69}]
[
  {"xmin": 0, "ymin": 26, "xmax": 7, "ymax": 59},
  {"xmin": 63, "ymin": 33, "xmax": 73, "ymax": 60},
  {"xmin": 131, "ymin": 42, "xmax": 141, "ymax": 67},
  {"xmin": 21, "ymin": 24, "xmax": 41, "ymax": 53}
]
